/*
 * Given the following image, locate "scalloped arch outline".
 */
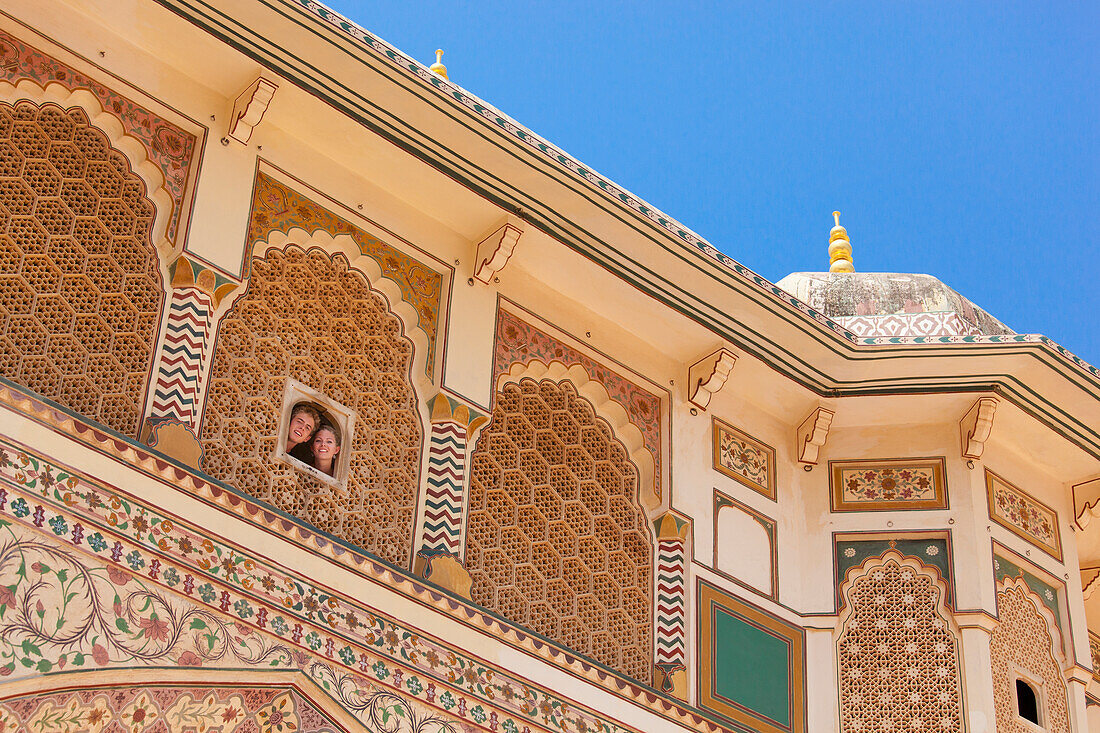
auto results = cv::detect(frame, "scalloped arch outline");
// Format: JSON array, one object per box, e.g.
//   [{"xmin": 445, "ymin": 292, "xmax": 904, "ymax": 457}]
[
  {"xmin": 0, "ymin": 81, "xmax": 179, "ymax": 269},
  {"xmin": 495, "ymin": 359, "xmax": 660, "ymax": 515}
]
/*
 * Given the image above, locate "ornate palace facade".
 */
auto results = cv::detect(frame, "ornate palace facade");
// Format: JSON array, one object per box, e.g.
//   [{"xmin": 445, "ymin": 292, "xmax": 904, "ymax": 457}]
[{"xmin": 0, "ymin": 1, "xmax": 1098, "ymax": 731}]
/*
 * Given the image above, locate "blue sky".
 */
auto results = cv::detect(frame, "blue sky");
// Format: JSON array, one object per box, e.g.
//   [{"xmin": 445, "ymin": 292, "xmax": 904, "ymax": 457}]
[{"xmin": 326, "ymin": 1, "xmax": 1098, "ymax": 365}]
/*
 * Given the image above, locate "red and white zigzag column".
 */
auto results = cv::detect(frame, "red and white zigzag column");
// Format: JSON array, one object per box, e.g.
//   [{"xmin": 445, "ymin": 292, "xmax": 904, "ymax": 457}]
[{"xmin": 653, "ymin": 512, "xmax": 691, "ymax": 700}]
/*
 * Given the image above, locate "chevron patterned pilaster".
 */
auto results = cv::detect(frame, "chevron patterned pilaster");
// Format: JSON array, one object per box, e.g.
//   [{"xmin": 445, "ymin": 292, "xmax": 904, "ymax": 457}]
[
  {"xmin": 413, "ymin": 393, "xmax": 488, "ymax": 599},
  {"xmin": 653, "ymin": 511, "xmax": 691, "ymax": 700}
]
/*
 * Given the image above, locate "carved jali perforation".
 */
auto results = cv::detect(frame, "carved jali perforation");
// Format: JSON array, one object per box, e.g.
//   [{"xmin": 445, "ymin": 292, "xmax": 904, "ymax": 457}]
[
  {"xmin": 837, "ymin": 553, "xmax": 963, "ymax": 733},
  {"xmin": 0, "ymin": 101, "xmax": 161, "ymax": 435},
  {"xmin": 468, "ymin": 378, "xmax": 652, "ymax": 683},
  {"xmin": 990, "ymin": 580, "xmax": 1070, "ymax": 733},
  {"xmin": 198, "ymin": 247, "xmax": 422, "ymax": 566}
]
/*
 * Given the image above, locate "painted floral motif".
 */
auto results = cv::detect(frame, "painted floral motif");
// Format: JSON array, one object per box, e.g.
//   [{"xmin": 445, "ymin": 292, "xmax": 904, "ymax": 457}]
[
  {"xmin": 831, "ymin": 459, "xmax": 947, "ymax": 511},
  {"xmin": 1, "ymin": 687, "xmax": 345, "ymax": 733},
  {"xmin": 1090, "ymin": 634, "xmax": 1100, "ymax": 678},
  {"xmin": 0, "ymin": 436, "xmax": 642, "ymax": 733},
  {"xmin": 247, "ymin": 172, "xmax": 442, "ymax": 374},
  {"xmin": 494, "ymin": 308, "xmax": 662, "ymax": 495},
  {"xmin": 987, "ymin": 471, "xmax": 1061, "ymax": 560},
  {"xmin": 255, "ymin": 692, "xmax": 298, "ymax": 733},
  {"xmin": 118, "ymin": 693, "xmax": 160, "ymax": 733},
  {"xmin": 712, "ymin": 419, "xmax": 774, "ymax": 499},
  {"xmin": 0, "ymin": 30, "xmax": 196, "ymax": 240}
]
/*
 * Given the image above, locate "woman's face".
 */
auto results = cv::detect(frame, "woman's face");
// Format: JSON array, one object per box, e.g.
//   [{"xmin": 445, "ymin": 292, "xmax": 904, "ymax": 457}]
[{"xmin": 312, "ymin": 428, "xmax": 340, "ymax": 461}]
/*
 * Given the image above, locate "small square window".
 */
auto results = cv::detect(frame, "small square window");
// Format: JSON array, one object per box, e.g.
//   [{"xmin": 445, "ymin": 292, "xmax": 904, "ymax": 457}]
[{"xmin": 276, "ymin": 379, "xmax": 355, "ymax": 488}]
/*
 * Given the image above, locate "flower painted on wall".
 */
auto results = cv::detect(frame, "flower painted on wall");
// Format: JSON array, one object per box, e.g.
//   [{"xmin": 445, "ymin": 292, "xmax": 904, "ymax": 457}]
[
  {"xmin": 118, "ymin": 693, "xmax": 160, "ymax": 733},
  {"xmin": 255, "ymin": 692, "xmax": 299, "ymax": 733}
]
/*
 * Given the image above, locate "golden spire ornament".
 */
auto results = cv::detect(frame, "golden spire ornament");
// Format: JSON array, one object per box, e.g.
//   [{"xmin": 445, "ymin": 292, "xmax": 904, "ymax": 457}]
[
  {"xmin": 429, "ymin": 49, "xmax": 448, "ymax": 80},
  {"xmin": 828, "ymin": 211, "xmax": 854, "ymax": 273}
]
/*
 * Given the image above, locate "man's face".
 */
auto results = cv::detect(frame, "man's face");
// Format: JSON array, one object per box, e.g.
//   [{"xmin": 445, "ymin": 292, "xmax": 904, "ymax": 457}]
[{"xmin": 287, "ymin": 412, "xmax": 317, "ymax": 448}]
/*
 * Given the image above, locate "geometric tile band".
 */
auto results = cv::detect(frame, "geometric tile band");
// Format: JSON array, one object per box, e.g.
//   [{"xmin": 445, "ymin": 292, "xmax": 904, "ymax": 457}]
[
  {"xmin": 655, "ymin": 537, "xmax": 687, "ymax": 675},
  {"xmin": 0, "ymin": 29, "xmax": 197, "ymax": 241},
  {"xmin": 149, "ymin": 285, "xmax": 211, "ymax": 428}
]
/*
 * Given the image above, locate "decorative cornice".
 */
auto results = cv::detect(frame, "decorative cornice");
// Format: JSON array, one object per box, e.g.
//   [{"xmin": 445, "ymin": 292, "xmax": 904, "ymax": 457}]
[{"xmin": 145, "ymin": 0, "xmax": 1100, "ymax": 467}]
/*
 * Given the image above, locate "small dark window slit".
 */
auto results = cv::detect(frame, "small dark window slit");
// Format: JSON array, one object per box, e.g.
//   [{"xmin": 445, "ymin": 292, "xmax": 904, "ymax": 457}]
[{"xmin": 1016, "ymin": 678, "xmax": 1039, "ymax": 724}]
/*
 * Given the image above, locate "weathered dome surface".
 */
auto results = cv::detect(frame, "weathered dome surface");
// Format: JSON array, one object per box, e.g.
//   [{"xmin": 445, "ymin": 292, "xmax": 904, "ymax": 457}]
[{"xmin": 776, "ymin": 272, "xmax": 1014, "ymax": 338}]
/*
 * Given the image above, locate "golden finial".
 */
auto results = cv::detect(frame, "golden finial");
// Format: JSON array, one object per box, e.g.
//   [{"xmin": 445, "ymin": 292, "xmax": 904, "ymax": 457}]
[
  {"xmin": 828, "ymin": 210, "xmax": 854, "ymax": 273},
  {"xmin": 429, "ymin": 49, "xmax": 448, "ymax": 80}
]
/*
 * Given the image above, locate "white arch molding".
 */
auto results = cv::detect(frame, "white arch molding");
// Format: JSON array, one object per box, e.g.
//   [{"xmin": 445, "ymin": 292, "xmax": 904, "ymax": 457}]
[
  {"xmin": 0, "ymin": 80, "xmax": 181, "ymax": 270},
  {"xmin": 495, "ymin": 359, "xmax": 659, "ymax": 515}
]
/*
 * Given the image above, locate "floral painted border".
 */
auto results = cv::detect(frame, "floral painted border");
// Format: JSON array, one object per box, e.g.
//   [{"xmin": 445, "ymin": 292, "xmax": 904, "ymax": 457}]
[
  {"xmin": 0, "ymin": 29, "xmax": 198, "ymax": 242},
  {"xmin": 0, "ymin": 380, "xmax": 730, "ymax": 733},
  {"xmin": 987, "ymin": 470, "xmax": 1062, "ymax": 561},
  {"xmin": 493, "ymin": 308, "xmax": 662, "ymax": 496},
  {"xmin": 711, "ymin": 419, "xmax": 775, "ymax": 500},
  {"xmin": 0, "ymin": 685, "xmax": 345, "ymax": 733},
  {"xmin": 0, "ymin": 432, "xmax": 731, "ymax": 733},
  {"xmin": 247, "ymin": 171, "xmax": 443, "ymax": 375},
  {"xmin": 829, "ymin": 458, "xmax": 948, "ymax": 512}
]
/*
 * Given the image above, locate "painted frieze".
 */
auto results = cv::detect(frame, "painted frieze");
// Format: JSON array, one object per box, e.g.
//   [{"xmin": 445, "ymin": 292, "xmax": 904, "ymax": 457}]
[
  {"xmin": 0, "ymin": 686, "xmax": 347, "ymax": 733},
  {"xmin": 0, "ymin": 429, "xmax": 729, "ymax": 733},
  {"xmin": 712, "ymin": 419, "xmax": 775, "ymax": 500},
  {"xmin": 830, "ymin": 458, "xmax": 947, "ymax": 512},
  {"xmin": 986, "ymin": 469, "xmax": 1062, "ymax": 561}
]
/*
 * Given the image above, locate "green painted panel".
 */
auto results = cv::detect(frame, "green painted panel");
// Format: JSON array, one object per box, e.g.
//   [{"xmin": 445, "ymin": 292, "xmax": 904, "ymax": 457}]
[
  {"xmin": 835, "ymin": 538, "xmax": 952, "ymax": 607},
  {"xmin": 714, "ymin": 607, "xmax": 790, "ymax": 726},
  {"xmin": 995, "ymin": 554, "xmax": 1062, "ymax": 626}
]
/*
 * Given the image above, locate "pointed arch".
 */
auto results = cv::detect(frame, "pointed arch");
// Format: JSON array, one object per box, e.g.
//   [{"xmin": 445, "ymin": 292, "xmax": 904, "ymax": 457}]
[
  {"xmin": 835, "ymin": 550, "xmax": 964, "ymax": 732},
  {"xmin": 468, "ymin": 368, "xmax": 655, "ymax": 684},
  {"xmin": 198, "ymin": 240, "xmax": 426, "ymax": 567},
  {"xmin": 990, "ymin": 577, "xmax": 1070, "ymax": 732},
  {"xmin": 0, "ymin": 98, "xmax": 166, "ymax": 436},
  {"xmin": 0, "ymin": 79, "xmax": 181, "ymax": 266}
]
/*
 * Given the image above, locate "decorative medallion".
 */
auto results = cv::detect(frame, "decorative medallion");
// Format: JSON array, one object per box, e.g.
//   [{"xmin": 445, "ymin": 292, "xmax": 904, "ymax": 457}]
[
  {"xmin": 712, "ymin": 418, "xmax": 775, "ymax": 500},
  {"xmin": 830, "ymin": 458, "xmax": 947, "ymax": 512},
  {"xmin": 987, "ymin": 470, "xmax": 1062, "ymax": 561}
]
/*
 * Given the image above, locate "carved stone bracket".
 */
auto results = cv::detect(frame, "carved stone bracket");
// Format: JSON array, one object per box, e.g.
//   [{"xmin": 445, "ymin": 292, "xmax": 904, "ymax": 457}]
[
  {"xmin": 473, "ymin": 215, "xmax": 523, "ymax": 284},
  {"xmin": 796, "ymin": 406, "xmax": 834, "ymax": 467},
  {"xmin": 687, "ymin": 348, "xmax": 736, "ymax": 410},
  {"xmin": 960, "ymin": 396, "xmax": 998, "ymax": 460},
  {"xmin": 228, "ymin": 76, "xmax": 278, "ymax": 144},
  {"xmin": 1073, "ymin": 476, "xmax": 1100, "ymax": 531}
]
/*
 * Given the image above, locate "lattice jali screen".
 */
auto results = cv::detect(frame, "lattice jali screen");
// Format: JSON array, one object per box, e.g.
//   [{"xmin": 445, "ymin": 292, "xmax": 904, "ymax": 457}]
[
  {"xmin": 468, "ymin": 378, "xmax": 652, "ymax": 683},
  {"xmin": 0, "ymin": 101, "xmax": 161, "ymax": 435},
  {"xmin": 836, "ymin": 553, "xmax": 963, "ymax": 732},
  {"xmin": 990, "ymin": 580, "xmax": 1070, "ymax": 733},
  {"xmin": 198, "ymin": 246, "xmax": 422, "ymax": 566}
]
